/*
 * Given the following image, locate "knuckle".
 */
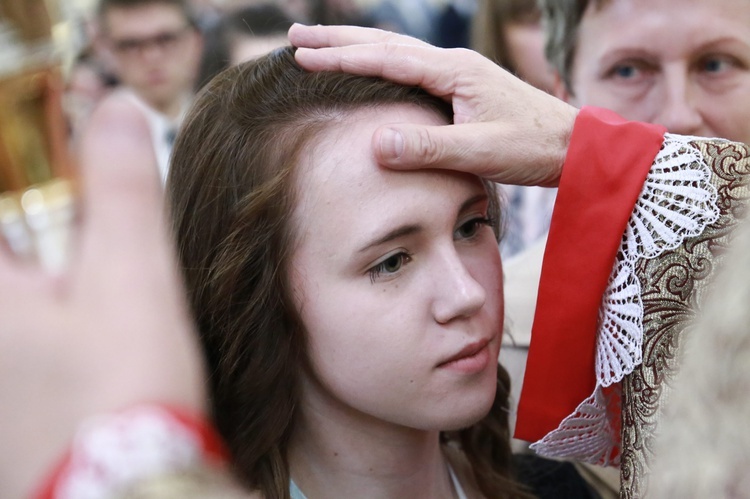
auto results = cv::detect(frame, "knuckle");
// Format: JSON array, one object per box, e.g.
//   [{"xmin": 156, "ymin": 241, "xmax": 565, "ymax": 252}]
[
  {"xmin": 412, "ymin": 129, "xmax": 442, "ymax": 166},
  {"xmin": 382, "ymin": 41, "xmax": 403, "ymax": 60},
  {"xmin": 382, "ymin": 31, "xmax": 402, "ymax": 45}
]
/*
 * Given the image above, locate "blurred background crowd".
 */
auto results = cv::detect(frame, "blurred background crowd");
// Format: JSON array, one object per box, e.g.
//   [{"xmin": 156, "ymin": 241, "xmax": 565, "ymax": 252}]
[
  {"xmin": 59, "ymin": 0, "xmax": 557, "ymax": 280},
  {"xmin": 60, "ymin": 0, "xmax": 550, "ymax": 167}
]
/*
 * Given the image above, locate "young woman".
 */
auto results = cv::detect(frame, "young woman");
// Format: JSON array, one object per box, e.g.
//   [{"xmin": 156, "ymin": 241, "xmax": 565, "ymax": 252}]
[{"xmin": 168, "ymin": 47, "xmax": 595, "ymax": 498}]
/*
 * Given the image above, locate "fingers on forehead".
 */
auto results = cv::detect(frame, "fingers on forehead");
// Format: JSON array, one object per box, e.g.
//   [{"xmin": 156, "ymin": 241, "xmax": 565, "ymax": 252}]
[
  {"xmin": 288, "ymin": 24, "xmax": 431, "ymax": 49},
  {"xmin": 295, "ymin": 43, "xmax": 460, "ymax": 96}
]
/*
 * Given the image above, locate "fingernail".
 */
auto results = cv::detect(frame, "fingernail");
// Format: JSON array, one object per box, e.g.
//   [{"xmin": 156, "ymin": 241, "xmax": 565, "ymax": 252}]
[{"xmin": 380, "ymin": 127, "xmax": 404, "ymax": 160}]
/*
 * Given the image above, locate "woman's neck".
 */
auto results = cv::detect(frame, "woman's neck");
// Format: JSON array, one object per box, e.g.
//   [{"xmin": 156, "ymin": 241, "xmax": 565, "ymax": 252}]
[{"xmin": 288, "ymin": 396, "xmax": 459, "ymax": 499}]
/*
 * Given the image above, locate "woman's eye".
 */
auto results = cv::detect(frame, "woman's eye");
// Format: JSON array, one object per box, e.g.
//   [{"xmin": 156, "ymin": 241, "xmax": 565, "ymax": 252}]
[
  {"xmin": 613, "ymin": 64, "xmax": 638, "ymax": 79},
  {"xmin": 703, "ymin": 58, "xmax": 724, "ymax": 72},
  {"xmin": 604, "ymin": 59, "xmax": 654, "ymax": 83},
  {"xmin": 698, "ymin": 54, "xmax": 740, "ymax": 75},
  {"xmin": 455, "ymin": 217, "xmax": 493, "ymax": 240},
  {"xmin": 368, "ymin": 252, "xmax": 411, "ymax": 283}
]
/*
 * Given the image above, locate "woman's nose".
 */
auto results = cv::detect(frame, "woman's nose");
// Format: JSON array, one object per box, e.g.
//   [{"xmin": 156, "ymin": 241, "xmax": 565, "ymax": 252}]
[
  {"xmin": 656, "ymin": 69, "xmax": 704, "ymax": 136},
  {"xmin": 431, "ymin": 250, "xmax": 486, "ymax": 324}
]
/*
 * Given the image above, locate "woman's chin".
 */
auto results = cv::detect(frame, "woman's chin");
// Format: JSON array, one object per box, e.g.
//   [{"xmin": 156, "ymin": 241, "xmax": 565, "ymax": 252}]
[{"xmin": 425, "ymin": 382, "xmax": 499, "ymax": 432}]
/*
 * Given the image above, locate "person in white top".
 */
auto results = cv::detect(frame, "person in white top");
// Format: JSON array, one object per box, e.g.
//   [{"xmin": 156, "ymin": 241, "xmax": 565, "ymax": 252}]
[{"xmin": 92, "ymin": 0, "xmax": 203, "ymax": 182}]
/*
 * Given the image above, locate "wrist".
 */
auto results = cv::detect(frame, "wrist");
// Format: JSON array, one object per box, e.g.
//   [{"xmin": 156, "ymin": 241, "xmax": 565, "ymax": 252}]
[
  {"xmin": 34, "ymin": 404, "xmax": 230, "ymax": 499},
  {"xmin": 546, "ymin": 102, "xmax": 579, "ymax": 187}
]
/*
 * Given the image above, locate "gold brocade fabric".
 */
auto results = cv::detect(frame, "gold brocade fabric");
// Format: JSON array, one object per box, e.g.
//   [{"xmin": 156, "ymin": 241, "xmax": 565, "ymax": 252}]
[{"xmin": 620, "ymin": 139, "xmax": 750, "ymax": 498}]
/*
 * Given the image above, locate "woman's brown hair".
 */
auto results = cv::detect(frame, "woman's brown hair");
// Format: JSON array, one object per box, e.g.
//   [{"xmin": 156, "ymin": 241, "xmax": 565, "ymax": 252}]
[{"xmin": 168, "ymin": 47, "xmax": 530, "ymax": 498}]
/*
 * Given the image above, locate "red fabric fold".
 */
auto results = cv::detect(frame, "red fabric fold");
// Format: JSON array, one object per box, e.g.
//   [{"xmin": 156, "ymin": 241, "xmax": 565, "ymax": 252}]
[{"xmin": 514, "ymin": 107, "xmax": 665, "ymax": 443}]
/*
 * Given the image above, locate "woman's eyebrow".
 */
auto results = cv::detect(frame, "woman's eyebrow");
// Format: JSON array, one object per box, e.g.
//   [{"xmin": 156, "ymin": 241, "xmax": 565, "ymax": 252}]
[
  {"xmin": 696, "ymin": 36, "xmax": 750, "ymax": 53},
  {"xmin": 357, "ymin": 224, "xmax": 422, "ymax": 254},
  {"xmin": 460, "ymin": 193, "xmax": 489, "ymax": 213},
  {"xmin": 356, "ymin": 193, "xmax": 488, "ymax": 254}
]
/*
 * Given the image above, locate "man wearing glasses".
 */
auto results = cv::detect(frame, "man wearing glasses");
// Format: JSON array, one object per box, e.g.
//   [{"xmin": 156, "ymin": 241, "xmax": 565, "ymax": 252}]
[{"xmin": 94, "ymin": 0, "xmax": 203, "ymax": 182}]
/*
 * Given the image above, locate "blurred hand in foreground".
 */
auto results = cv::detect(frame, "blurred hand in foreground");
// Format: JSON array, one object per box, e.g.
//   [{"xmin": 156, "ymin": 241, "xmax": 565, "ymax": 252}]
[{"xmin": 0, "ymin": 95, "xmax": 207, "ymax": 498}]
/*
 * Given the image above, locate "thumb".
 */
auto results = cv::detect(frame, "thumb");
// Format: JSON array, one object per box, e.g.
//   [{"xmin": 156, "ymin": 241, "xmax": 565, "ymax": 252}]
[
  {"xmin": 374, "ymin": 124, "xmax": 490, "ymax": 169},
  {"xmin": 372, "ymin": 123, "xmax": 516, "ymax": 183},
  {"xmin": 373, "ymin": 123, "xmax": 564, "ymax": 186},
  {"xmin": 77, "ymin": 95, "xmax": 166, "ymax": 260}
]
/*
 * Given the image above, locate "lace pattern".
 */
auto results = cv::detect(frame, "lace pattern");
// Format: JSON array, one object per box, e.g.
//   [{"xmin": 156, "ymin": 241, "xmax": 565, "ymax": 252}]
[{"xmin": 529, "ymin": 134, "xmax": 720, "ymax": 465}]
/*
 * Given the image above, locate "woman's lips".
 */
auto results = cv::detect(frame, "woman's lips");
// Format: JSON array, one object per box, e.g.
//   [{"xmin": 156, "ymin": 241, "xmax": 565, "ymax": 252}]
[{"xmin": 437, "ymin": 338, "xmax": 492, "ymax": 374}]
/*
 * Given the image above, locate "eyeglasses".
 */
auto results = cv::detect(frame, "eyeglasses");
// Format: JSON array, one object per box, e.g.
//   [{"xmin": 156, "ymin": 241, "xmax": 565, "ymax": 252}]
[{"xmin": 110, "ymin": 26, "xmax": 192, "ymax": 58}]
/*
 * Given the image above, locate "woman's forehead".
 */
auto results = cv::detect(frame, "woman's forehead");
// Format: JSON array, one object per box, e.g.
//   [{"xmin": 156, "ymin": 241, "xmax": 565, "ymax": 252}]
[
  {"xmin": 294, "ymin": 104, "xmax": 448, "ymax": 196},
  {"xmin": 576, "ymin": 0, "xmax": 750, "ymax": 67},
  {"xmin": 290, "ymin": 105, "xmax": 482, "ymax": 238},
  {"xmin": 588, "ymin": 0, "xmax": 750, "ymax": 24}
]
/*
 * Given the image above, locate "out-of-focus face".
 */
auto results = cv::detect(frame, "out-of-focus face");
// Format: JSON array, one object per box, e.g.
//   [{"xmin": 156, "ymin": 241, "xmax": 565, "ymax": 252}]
[
  {"xmin": 505, "ymin": 20, "xmax": 556, "ymax": 94},
  {"xmin": 564, "ymin": 0, "xmax": 750, "ymax": 144},
  {"xmin": 230, "ymin": 34, "xmax": 289, "ymax": 66},
  {"xmin": 290, "ymin": 105, "xmax": 504, "ymax": 433},
  {"xmin": 102, "ymin": 3, "xmax": 202, "ymax": 116},
  {"xmin": 278, "ymin": 0, "xmax": 313, "ymax": 22},
  {"xmin": 65, "ymin": 62, "xmax": 111, "ymax": 136}
]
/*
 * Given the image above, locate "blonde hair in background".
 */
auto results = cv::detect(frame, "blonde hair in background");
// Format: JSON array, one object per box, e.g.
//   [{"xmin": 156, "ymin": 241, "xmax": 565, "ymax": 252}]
[{"xmin": 649, "ymin": 214, "xmax": 750, "ymax": 497}]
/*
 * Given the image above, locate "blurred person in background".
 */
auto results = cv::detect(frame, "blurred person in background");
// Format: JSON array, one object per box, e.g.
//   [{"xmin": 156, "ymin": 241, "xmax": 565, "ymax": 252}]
[
  {"xmin": 543, "ymin": 0, "xmax": 750, "ymax": 145},
  {"xmin": 214, "ymin": 0, "xmax": 374, "ymax": 29},
  {"xmin": 202, "ymin": 0, "xmax": 315, "ymax": 23},
  {"xmin": 472, "ymin": 0, "xmax": 554, "ymax": 94},
  {"xmin": 196, "ymin": 3, "xmax": 294, "ymax": 90},
  {"xmin": 278, "ymin": 0, "xmax": 317, "ymax": 22},
  {"xmin": 431, "ymin": 0, "xmax": 477, "ymax": 48},
  {"xmin": 502, "ymin": 0, "xmax": 750, "ymax": 362},
  {"xmin": 497, "ymin": 0, "xmax": 750, "ymax": 491},
  {"xmin": 538, "ymin": 0, "xmax": 750, "ymax": 494},
  {"xmin": 64, "ymin": 47, "xmax": 118, "ymax": 140},
  {"xmin": 313, "ymin": 0, "xmax": 374, "ymax": 27},
  {"xmin": 93, "ymin": 0, "xmax": 204, "ymax": 182},
  {"xmin": 367, "ymin": 0, "xmax": 440, "ymax": 42},
  {"xmin": 263, "ymin": 0, "xmax": 375, "ymax": 26},
  {"xmin": 471, "ymin": 0, "xmax": 557, "ymax": 259}
]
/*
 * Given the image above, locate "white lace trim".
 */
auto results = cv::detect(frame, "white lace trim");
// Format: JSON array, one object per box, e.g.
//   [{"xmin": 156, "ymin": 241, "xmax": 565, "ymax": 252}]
[
  {"xmin": 530, "ymin": 133, "xmax": 719, "ymax": 465},
  {"xmin": 528, "ymin": 386, "xmax": 620, "ymax": 464}
]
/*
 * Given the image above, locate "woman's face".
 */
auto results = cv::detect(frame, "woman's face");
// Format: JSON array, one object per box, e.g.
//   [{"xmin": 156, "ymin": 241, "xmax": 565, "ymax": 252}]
[
  {"xmin": 505, "ymin": 20, "xmax": 556, "ymax": 94},
  {"xmin": 566, "ymin": 0, "xmax": 750, "ymax": 144},
  {"xmin": 289, "ymin": 105, "xmax": 504, "ymax": 433}
]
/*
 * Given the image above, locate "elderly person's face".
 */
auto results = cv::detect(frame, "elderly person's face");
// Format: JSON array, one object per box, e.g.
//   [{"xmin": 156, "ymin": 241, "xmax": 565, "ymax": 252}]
[{"xmin": 561, "ymin": 0, "xmax": 750, "ymax": 144}]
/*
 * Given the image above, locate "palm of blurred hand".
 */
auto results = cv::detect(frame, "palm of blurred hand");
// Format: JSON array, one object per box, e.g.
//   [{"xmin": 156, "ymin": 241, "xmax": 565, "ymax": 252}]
[{"xmin": 0, "ymin": 96, "xmax": 207, "ymax": 498}]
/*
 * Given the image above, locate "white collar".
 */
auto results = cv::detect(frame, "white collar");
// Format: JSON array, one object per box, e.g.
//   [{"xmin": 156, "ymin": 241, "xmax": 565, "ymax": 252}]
[{"xmin": 289, "ymin": 462, "xmax": 468, "ymax": 499}]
